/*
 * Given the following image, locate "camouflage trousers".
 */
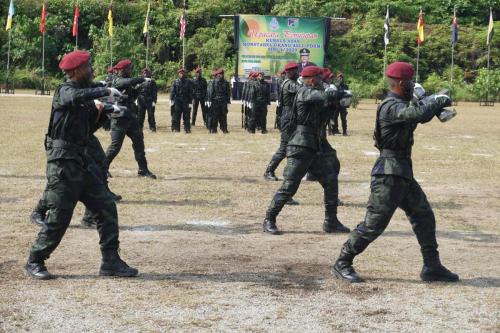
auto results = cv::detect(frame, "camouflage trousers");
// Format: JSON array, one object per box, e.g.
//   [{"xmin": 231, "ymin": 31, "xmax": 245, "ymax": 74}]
[
  {"xmin": 345, "ymin": 175, "xmax": 438, "ymax": 258},
  {"xmin": 267, "ymin": 130, "xmax": 290, "ymax": 172},
  {"xmin": 106, "ymin": 117, "xmax": 148, "ymax": 171},
  {"xmin": 266, "ymin": 141, "xmax": 340, "ymax": 221},
  {"xmin": 30, "ymin": 158, "xmax": 119, "ymax": 263}
]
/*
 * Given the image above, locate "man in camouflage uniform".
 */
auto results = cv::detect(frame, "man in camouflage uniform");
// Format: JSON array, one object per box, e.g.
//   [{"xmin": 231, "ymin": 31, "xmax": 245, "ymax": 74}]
[
  {"xmin": 191, "ymin": 67, "xmax": 208, "ymax": 127},
  {"xmin": 263, "ymin": 66, "xmax": 350, "ymax": 235},
  {"xmin": 241, "ymin": 72, "xmax": 256, "ymax": 131},
  {"xmin": 206, "ymin": 68, "xmax": 231, "ymax": 134},
  {"xmin": 137, "ymin": 68, "xmax": 158, "ymax": 132},
  {"xmin": 105, "ymin": 59, "xmax": 156, "ymax": 179},
  {"xmin": 25, "ymin": 51, "xmax": 138, "ymax": 280},
  {"xmin": 332, "ymin": 62, "xmax": 459, "ymax": 283},
  {"xmin": 248, "ymin": 72, "xmax": 271, "ymax": 134},
  {"xmin": 170, "ymin": 68, "xmax": 194, "ymax": 133}
]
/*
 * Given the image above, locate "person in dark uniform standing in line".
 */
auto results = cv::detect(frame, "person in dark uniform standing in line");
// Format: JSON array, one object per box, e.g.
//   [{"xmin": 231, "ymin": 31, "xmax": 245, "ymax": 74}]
[
  {"xmin": 170, "ymin": 68, "xmax": 194, "ymax": 133},
  {"xmin": 137, "ymin": 68, "xmax": 158, "ymax": 132},
  {"xmin": 191, "ymin": 67, "xmax": 208, "ymax": 127},
  {"xmin": 331, "ymin": 72, "xmax": 350, "ymax": 136},
  {"xmin": 262, "ymin": 66, "xmax": 350, "ymax": 235},
  {"xmin": 25, "ymin": 50, "xmax": 138, "ymax": 279},
  {"xmin": 332, "ymin": 61, "xmax": 459, "ymax": 283},
  {"xmin": 206, "ymin": 68, "xmax": 231, "ymax": 134},
  {"xmin": 248, "ymin": 72, "xmax": 270, "ymax": 134},
  {"xmin": 105, "ymin": 59, "xmax": 156, "ymax": 179}
]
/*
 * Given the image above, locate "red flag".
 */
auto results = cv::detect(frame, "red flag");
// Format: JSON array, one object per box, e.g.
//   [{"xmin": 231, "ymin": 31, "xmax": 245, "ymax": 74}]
[
  {"xmin": 40, "ymin": 2, "xmax": 46, "ymax": 33},
  {"xmin": 72, "ymin": 1, "xmax": 79, "ymax": 37},
  {"xmin": 179, "ymin": 12, "xmax": 186, "ymax": 40}
]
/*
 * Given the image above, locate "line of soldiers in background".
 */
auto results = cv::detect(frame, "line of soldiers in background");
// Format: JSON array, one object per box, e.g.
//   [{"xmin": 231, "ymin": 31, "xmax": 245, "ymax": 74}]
[{"xmin": 241, "ymin": 69, "xmax": 351, "ymax": 136}]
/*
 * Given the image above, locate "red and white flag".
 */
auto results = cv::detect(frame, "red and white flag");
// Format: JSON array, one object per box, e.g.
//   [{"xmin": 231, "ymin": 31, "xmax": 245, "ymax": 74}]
[
  {"xmin": 72, "ymin": 1, "xmax": 79, "ymax": 37},
  {"xmin": 179, "ymin": 12, "xmax": 186, "ymax": 40},
  {"xmin": 40, "ymin": 2, "xmax": 46, "ymax": 34}
]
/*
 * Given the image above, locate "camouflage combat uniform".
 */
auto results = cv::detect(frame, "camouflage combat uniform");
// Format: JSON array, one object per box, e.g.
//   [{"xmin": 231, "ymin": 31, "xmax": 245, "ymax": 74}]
[
  {"xmin": 248, "ymin": 78, "xmax": 271, "ymax": 133},
  {"xmin": 170, "ymin": 77, "xmax": 194, "ymax": 132},
  {"xmin": 137, "ymin": 78, "xmax": 158, "ymax": 131},
  {"xmin": 207, "ymin": 76, "xmax": 231, "ymax": 133}
]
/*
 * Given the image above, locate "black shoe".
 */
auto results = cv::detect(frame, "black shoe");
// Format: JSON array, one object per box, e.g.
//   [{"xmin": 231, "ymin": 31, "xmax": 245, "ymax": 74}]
[
  {"xmin": 332, "ymin": 261, "xmax": 364, "ymax": 283},
  {"xmin": 30, "ymin": 211, "xmax": 46, "ymax": 226},
  {"xmin": 420, "ymin": 264, "xmax": 459, "ymax": 282},
  {"xmin": 150, "ymin": 128, "xmax": 157, "ymax": 133},
  {"xmin": 138, "ymin": 169, "xmax": 157, "ymax": 179},
  {"xmin": 100, "ymin": 257, "xmax": 139, "ymax": 277},
  {"xmin": 222, "ymin": 130, "xmax": 229, "ymax": 134},
  {"xmin": 25, "ymin": 262, "xmax": 53, "ymax": 280},
  {"xmin": 263, "ymin": 218, "xmax": 280, "ymax": 235},
  {"xmin": 263, "ymin": 170, "xmax": 279, "ymax": 181},
  {"xmin": 261, "ymin": 129, "xmax": 268, "ymax": 134},
  {"xmin": 185, "ymin": 129, "xmax": 191, "ymax": 134},
  {"xmin": 342, "ymin": 132, "xmax": 348, "ymax": 136},
  {"xmin": 285, "ymin": 198, "xmax": 299, "ymax": 205},
  {"xmin": 323, "ymin": 218, "xmax": 350, "ymax": 233}
]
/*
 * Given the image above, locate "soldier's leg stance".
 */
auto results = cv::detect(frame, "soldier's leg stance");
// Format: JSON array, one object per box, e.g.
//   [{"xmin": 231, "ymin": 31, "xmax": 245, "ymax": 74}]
[
  {"xmin": 192, "ymin": 99, "xmax": 199, "ymax": 125},
  {"xmin": 261, "ymin": 107, "xmax": 268, "ymax": 133},
  {"xmin": 182, "ymin": 105, "xmax": 191, "ymax": 132},
  {"xmin": 220, "ymin": 104, "xmax": 229, "ymax": 133},
  {"xmin": 172, "ymin": 104, "xmax": 182, "ymax": 132},
  {"xmin": 312, "ymin": 149, "xmax": 349, "ymax": 233},
  {"xmin": 264, "ymin": 147, "xmax": 314, "ymax": 234},
  {"xmin": 332, "ymin": 175, "xmax": 406, "ymax": 282},
  {"xmin": 400, "ymin": 179, "xmax": 458, "ymax": 282},
  {"xmin": 340, "ymin": 108, "xmax": 348, "ymax": 135},
  {"xmin": 80, "ymin": 174, "xmax": 138, "ymax": 277},
  {"xmin": 147, "ymin": 103, "xmax": 156, "ymax": 131},
  {"xmin": 105, "ymin": 118, "xmax": 128, "ymax": 168},
  {"xmin": 31, "ymin": 188, "xmax": 49, "ymax": 226},
  {"xmin": 264, "ymin": 131, "xmax": 288, "ymax": 181},
  {"xmin": 137, "ymin": 103, "xmax": 146, "ymax": 129},
  {"xmin": 127, "ymin": 119, "xmax": 156, "ymax": 179}
]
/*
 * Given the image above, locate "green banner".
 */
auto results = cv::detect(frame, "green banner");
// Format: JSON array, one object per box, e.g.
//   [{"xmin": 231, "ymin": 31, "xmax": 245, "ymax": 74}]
[{"xmin": 238, "ymin": 15, "xmax": 326, "ymax": 78}]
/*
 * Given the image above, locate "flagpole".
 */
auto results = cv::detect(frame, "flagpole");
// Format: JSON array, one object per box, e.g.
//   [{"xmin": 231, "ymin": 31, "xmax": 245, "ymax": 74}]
[
  {"xmin": 182, "ymin": 0, "xmax": 186, "ymax": 68},
  {"xmin": 486, "ymin": 7, "xmax": 492, "ymax": 103},
  {"xmin": 383, "ymin": 5, "xmax": 388, "ymax": 79},
  {"xmin": 450, "ymin": 6, "xmax": 455, "ymax": 100},
  {"xmin": 146, "ymin": 0, "xmax": 150, "ymax": 68},
  {"xmin": 42, "ymin": 31, "xmax": 45, "ymax": 92},
  {"xmin": 416, "ymin": 45, "xmax": 420, "ymax": 83},
  {"xmin": 6, "ymin": 29, "xmax": 12, "ymax": 89}
]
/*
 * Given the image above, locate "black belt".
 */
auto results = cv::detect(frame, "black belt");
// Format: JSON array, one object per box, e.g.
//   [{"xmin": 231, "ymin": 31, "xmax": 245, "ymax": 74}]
[
  {"xmin": 295, "ymin": 125, "xmax": 318, "ymax": 135},
  {"xmin": 47, "ymin": 139, "xmax": 85, "ymax": 153},
  {"xmin": 380, "ymin": 149, "xmax": 411, "ymax": 158}
]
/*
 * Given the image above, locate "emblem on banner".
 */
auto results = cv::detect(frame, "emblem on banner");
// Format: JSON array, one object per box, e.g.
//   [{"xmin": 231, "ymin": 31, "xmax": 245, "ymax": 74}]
[
  {"xmin": 288, "ymin": 18, "xmax": 299, "ymax": 28},
  {"xmin": 270, "ymin": 17, "xmax": 280, "ymax": 31}
]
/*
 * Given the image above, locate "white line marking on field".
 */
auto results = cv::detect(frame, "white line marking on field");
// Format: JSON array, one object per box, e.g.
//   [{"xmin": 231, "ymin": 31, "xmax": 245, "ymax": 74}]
[
  {"xmin": 145, "ymin": 148, "xmax": 158, "ymax": 153},
  {"xmin": 424, "ymin": 146, "xmax": 440, "ymax": 150},
  {"xmin": 471, "ymin": 153, "xmax": 493, "ymax": 157},
  {"xmin": 363, "ymin": 151, "xmax": 378, "ymax": 156},
  {"xmin": 236, "ymin": 151, "xmax": 252, "ymax": 154},
  {"xmin": 186, "ymin": 220, "xmax": 230, "ymax": 226}
]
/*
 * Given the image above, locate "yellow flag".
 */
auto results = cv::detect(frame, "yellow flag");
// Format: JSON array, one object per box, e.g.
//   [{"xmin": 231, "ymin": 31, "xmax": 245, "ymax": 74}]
[
  {"xmin": 108, "ymin": 7, "xmax": 113, "ymax": 37},
  {"xmin": 5, "ymin": 0, "xmax": 14, "ymax": 31},
  {"xmin": 487, "ymin": 9, "xmax": 494, "ymax": 45},
  {"xmin": 417, "ymin": 9, "xmax": 424, "ymax": 46},
  {"xmin": 143, "ymin": 2, "xmax": 150, "ymax": 35}
]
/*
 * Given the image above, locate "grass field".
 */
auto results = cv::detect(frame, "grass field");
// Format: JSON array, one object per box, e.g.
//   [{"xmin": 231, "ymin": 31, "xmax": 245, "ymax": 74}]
[{"xmin": 0, "ymin": 93, "xmax": 499, "ymax": 332}]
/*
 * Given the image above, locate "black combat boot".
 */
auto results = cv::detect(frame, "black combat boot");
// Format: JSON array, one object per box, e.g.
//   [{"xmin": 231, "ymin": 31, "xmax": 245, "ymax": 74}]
[
  {"xmin": 30, "ymin": 209, "xmax": 46, "ymax": 226},
  {"xmin": 138, "ymin": 169, "xmax": 157, "ymax": 179},
  {"xmin": 285, "ymin": 198, "xmax": 299, "ymax": 205},
  {"xmin": 263, "ymin": 218, "xmax": 280, "ymax": 235},
  {"xmin": 420, "ymin": 252, "xmax": 459, "ymax": 282},
  {"xmin": 264, "ymin": 160, "xmax": 280, "ymax": 181},
  {"xmin": 323, "ymin": 217, "xmax": 350, "ymax": 233},
  {"xmin": 25, "ymin": 254, "xmax": 52, "ymax": 280},
  {"xmin": 100, "ymin": 251, "xmax": 139, "ymax": 277},
  {"xmin": 331, "ymin": 245, "xmax": 364, "ymax": 283}
]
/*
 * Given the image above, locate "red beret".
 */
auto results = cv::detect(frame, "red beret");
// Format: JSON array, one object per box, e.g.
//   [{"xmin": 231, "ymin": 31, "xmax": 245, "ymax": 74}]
[
  {"xmin": 106, "ymin": 67, "xmax": 114, "ymax": 74},
  {"xmin": 114, "ymin": 59, "xmax": 132, "ymax": 71},
  {"xmin": 385, "ymin": 62, "xmax": 415, "ymax": 80},
  {"xmin": 301, "ymin": 66, "xmax": 322, "ymax": 77},
  {"xmin": 59, "ymin": 51, "xmax": 90, "ymax": 71},
  {"xmin": 284, "ymin": 61, "xmax": 299, "ymax": 71},
  {"xmin": 178, "ymin": 68, "xmax": 186, "ymax": 74},
  {"xmin": 322, "ymin": 68, "xmax": 333, "ymax": 80}
]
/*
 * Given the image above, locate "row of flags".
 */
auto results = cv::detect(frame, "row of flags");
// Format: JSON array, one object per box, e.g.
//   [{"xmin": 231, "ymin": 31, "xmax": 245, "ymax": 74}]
[
  {"xmin": 4, "ymin": 0, "xmax": 187, "ymax": 41},
  {"xmin": 381, "ymin": 7, "xmax": 495, "ymax": 47},
  {"xmin": 3, "ymin": 1, "xmax": 496, "ymax": 46}
]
